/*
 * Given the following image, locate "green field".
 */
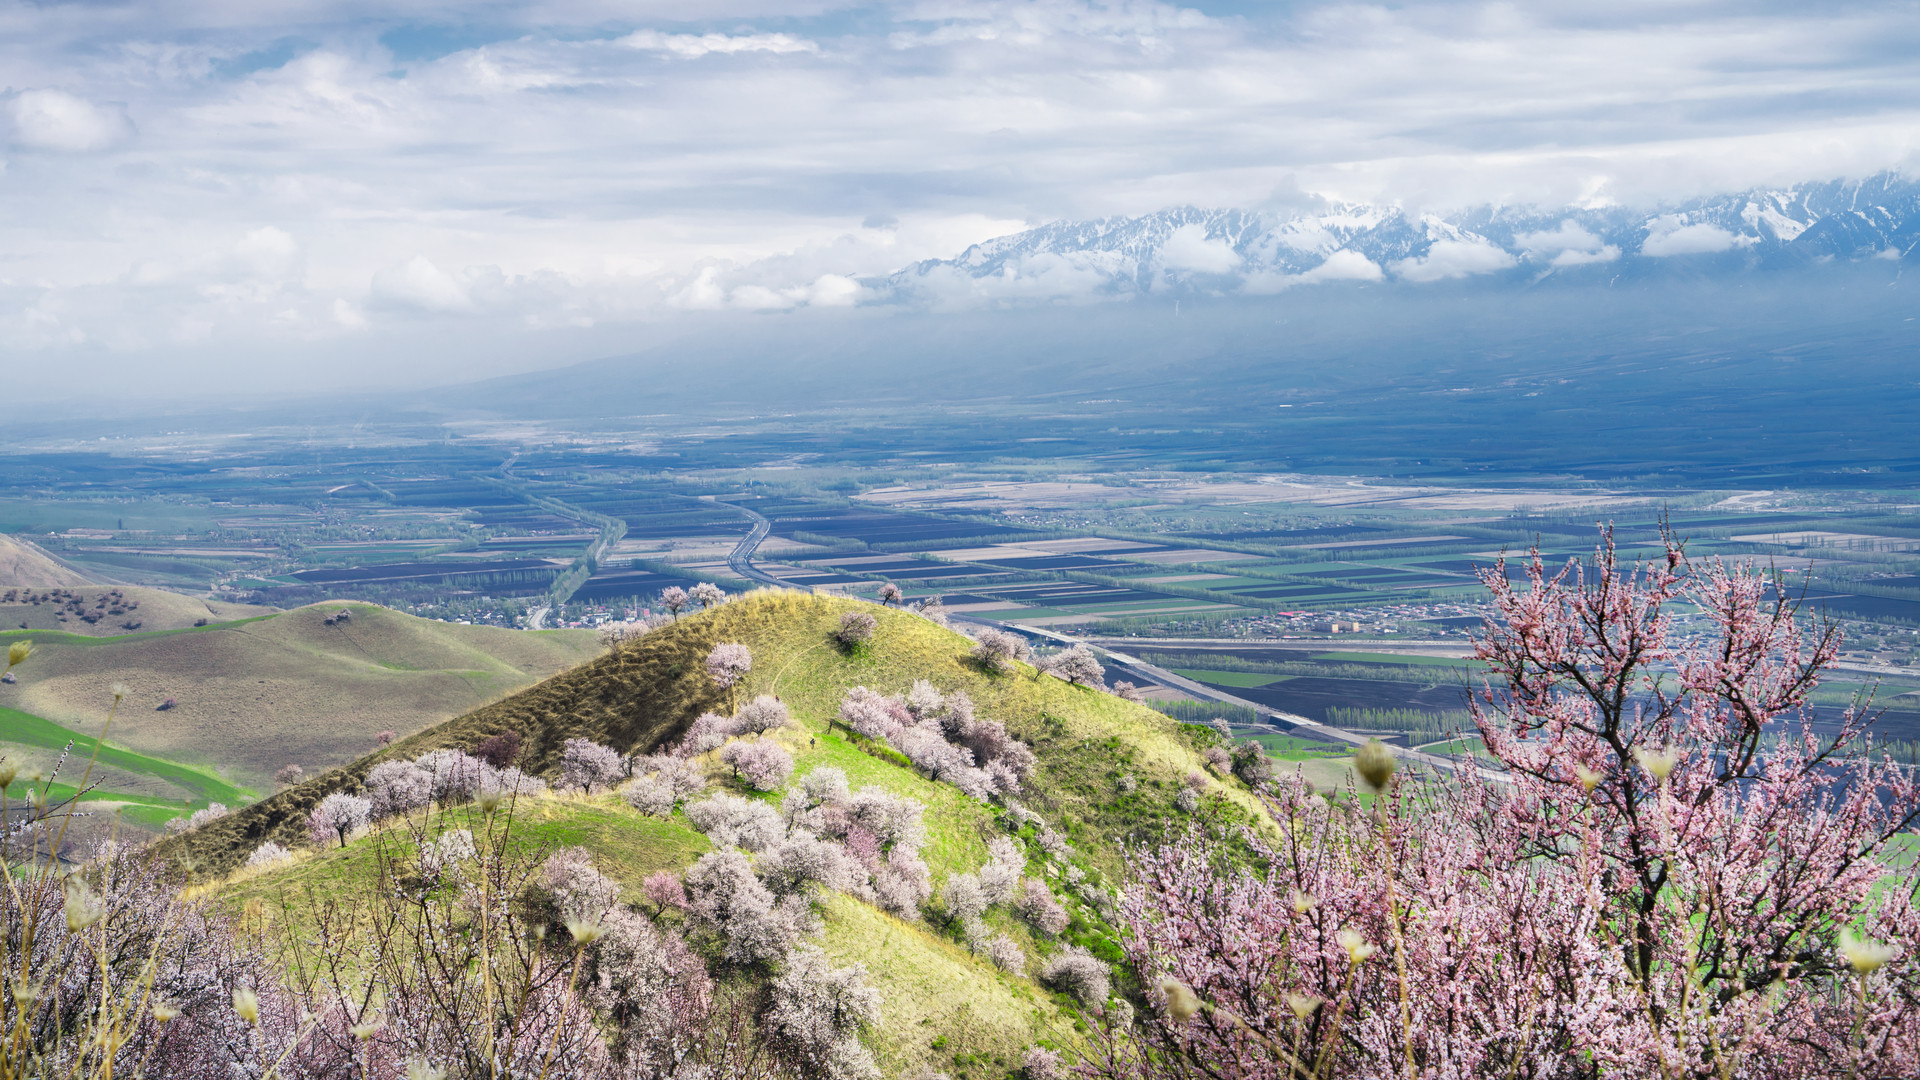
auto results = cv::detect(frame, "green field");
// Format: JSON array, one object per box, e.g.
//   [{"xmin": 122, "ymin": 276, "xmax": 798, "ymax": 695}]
[
  {"xmin": 0, "ymin": 705, "xmax": 251, "ymax": 805},
  {"xmin": 1248, "ymin": 732, "xmax": 1349, "ymax": 760}
]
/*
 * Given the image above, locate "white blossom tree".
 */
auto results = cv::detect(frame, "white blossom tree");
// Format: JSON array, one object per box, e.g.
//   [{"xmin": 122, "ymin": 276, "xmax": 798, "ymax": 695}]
[{"xmin": 308, "ymin": 791, "xmax": 372, "ymax": 848}]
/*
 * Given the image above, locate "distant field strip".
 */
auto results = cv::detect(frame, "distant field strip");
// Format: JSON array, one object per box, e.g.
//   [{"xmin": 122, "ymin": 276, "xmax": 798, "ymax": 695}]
[
  {"xmin": 0, "ymin": 706, "xmax": 249, "ymax": 804},
  {"xmin": 1171, "ymin": 668, "xmax": 1292, "ymax": 688},
  {"xmin": 1312, "ymin": 651, "xmax": 1479, "ymax": 668}
]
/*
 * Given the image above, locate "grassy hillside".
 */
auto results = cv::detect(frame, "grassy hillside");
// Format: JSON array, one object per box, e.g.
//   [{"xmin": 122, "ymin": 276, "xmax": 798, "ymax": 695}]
[
  {"xmin": 1, "ymin": 602, "xmax": 599, "ymax": 792},
  {"xmin": 173, "ymin": 591, "xmax": 1262, "ymax": 1076},
  {"xmin": 168, "ymin": 591, "xmax": 1257, "ymax": 879}
]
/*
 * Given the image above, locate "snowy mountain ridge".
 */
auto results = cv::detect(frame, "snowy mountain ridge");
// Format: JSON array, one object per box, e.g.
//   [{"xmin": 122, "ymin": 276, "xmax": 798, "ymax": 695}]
[{"xmin": 883, "ymin": 173, "xmax": 1919, "ymax": 302}]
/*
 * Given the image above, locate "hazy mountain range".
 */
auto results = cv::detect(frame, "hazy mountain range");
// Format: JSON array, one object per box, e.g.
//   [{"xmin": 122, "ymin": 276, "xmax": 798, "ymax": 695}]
[{"xmin": 882, "ymin": 173, "xmax": 1918, "ymax": 303}]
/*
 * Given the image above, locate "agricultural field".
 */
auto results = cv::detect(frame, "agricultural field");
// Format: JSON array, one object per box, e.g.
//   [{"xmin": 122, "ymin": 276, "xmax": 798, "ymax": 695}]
[{"xmin": 3, "ymin": 427, "xmax": 1919, "ymax": 658}]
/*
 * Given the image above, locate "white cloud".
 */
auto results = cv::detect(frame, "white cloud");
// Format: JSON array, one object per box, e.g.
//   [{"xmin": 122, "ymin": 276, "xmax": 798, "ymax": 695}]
[
  {"xmin": 233, "ymin": 227, "xmax": 301, "ymax": 280},
  {"xmin": 1641, "ymin": 216, "xmax": 1751, "ymax": 257},
  {"xmin": 1241, "ymin": 249, "xmax": 1383, "ymax": 293},
  {"xmin": 1515, "ymin": 220, "xmax": 1619, "ymax": 267},
  {"xmin": 332, "ymin": 298, "xmax": 368, "ymax": 330},
  {"xmin": 1302, "ymin": 249, "xmax": 1384, "ymax": 283},
  {"xmin": 7, "ymin": 89, "xmax": 133, "ymax": 152},
  {"xmin": 1391, "ymin": 239, "xmax": 1516, "ymax": 283},
  {"xmin": 1550, "ymin": 246, "xmax": 1620, "ymax": 267},
  {"xmin": 620, "ymin": 31, "xmax": 819, "ymax": 57},
  {"xmin": 1158, "ymin": 224, "xmax": 1241, "ymax": 273},
  {"xmin": 371, "ymin": 256, "xmax": 473, "ymax": 313}
]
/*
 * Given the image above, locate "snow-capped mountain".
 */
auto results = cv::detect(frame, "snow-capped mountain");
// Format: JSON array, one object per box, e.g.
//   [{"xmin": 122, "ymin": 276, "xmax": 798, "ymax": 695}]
[{"xmin": 884, "ymin": 173, "xmax": 1919, "ymax": 301}]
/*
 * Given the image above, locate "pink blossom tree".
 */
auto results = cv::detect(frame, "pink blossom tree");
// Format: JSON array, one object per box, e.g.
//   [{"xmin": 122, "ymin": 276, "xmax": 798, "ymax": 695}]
[
  {"xmin": 970, "ymin": 628, "xmax": 1031, "ymax": 674},
  {"xmin": 1093, "ymin": 528, "xmax": 1920, "ymax": 1080},
  {"xmin": 836, "ymin": 610, "xmax": 877, "ymax": 648},
  {"xmin": 560, "ymin": 738, "xmax": 625, "ymax": 793},
  {"xmin": 1045, "ymin": 644, "xmax": 1105, "ymax": 688},
  {"xmin": 691, "ymin": 582, "xmax": 726, "ymax": 610},
  {"xmin": 720, "ymin": 738, "xmax": 794, "ymax": 792},
  {"xmin": 660, "ymin": 585, "xmax": 690, "ymax": 620},
  {"xmin": 877, "ymin": 582, "xmax": 903, "ymax": 606},
  {"xmin": 706, "ymin": 642, "xmax": 752, "ymax": 710}
]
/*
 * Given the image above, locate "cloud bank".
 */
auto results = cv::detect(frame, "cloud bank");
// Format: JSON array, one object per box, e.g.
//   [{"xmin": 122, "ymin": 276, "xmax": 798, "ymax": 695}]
[{"xmin": 0, "ymin": 0, "xmax": 1916, "ymax": 398}]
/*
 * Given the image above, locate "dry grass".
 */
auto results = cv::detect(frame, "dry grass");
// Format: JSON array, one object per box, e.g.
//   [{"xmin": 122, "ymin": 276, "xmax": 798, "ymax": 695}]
[{"xmin": 0, "ymin": 533, "xmax": 90, "ymax": 587}]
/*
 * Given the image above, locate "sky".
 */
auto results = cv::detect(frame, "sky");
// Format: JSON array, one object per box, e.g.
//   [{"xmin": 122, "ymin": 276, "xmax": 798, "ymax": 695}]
[{"xmin": 3, "ymin": 0, "xmax": 1918, "ymax": 402}]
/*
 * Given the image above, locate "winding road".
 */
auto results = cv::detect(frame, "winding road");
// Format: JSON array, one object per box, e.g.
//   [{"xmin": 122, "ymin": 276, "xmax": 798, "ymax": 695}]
[
  {"xmin": 953, "ymin": 614, "xmax": 1500, "ymax": 781},
  {"xmin": 711, "ymin": 499, "xmax": 808, "ymax": 592}
]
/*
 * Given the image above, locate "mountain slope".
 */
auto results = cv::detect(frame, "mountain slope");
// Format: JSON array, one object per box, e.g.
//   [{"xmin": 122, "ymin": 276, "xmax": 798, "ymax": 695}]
[
  {"xmin": 174, "ymin": 592, "xmax": 1252, "ymax": 1075},
  {"xmin": 0, "ymin": 534, "xmax": 91, "ymax": 587}
]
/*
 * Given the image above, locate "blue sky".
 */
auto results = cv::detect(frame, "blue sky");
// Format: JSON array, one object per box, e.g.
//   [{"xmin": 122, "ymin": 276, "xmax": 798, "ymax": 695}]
[{"xmin": 3, "ymin": 0, "xmax": 1918, "ymax": 400}]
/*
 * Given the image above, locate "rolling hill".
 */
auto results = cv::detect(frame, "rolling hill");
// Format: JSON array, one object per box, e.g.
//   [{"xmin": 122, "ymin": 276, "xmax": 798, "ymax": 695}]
[
  {"xmin": 168, "ymin": 591, "xmax": 1260, "ymax": 1076},
  {"xmin": 0, "ymin": 602, "xmax": 600, "ymax": 798}
]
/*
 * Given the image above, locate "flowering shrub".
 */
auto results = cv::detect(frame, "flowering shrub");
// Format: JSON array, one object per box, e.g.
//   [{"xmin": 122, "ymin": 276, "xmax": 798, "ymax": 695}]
[
  {"xmin": 764, "ymin": 944, "xmax": 883, "ymax": 1080},
  {"xmin": 559, "ymin": 738, "xmax": 624, "ymax": 793},
  {"xmin": 732, "ymin": 694, "xmax": 793, "ymax": 735},
  {"xmin": 660, "ymin": 585, "xmax": 690, "ymax": 619},
  {"xmin": 720, "ymin": 738, "xmax": 794, "ymax": 791},
  {"xmin": 307, "ymin": 791, "xmax": 371, "ymax": 848},
  {"xmin": 691, "ymin": 582, "xmax": 727, "ymax": 609},
  {"xmin": 184, "ymin": 801, "xmax": 230, "ymax": 830},
  {"xmin": 0, "ymin": 842, "xmax": 309, "ymax": 1080},
  {"xmin": 621, "ymin": 774, "xmax": 676, "ymax": 817},
  {"xmin": 1039, "ymin": 945, "xmax": 1110, "ymax": 1008},
  {"xmin": 246, "ymin": 840, "xmax": 293, "ymax": 868},
  {"xmin": 705, "ymin": 642, "xmax": 752, "ymax": 706},
  {"xmin": 366, "ymin": 758, "xmax": 434, "ymax": 817},
  {"xmin": 1042, "ymin": 644, "xmax": 1105, "ymax": 688},
  {"xmin": 943, "ymin": 872, "xmax": 990, "ymax": 923},
  {"xmin": 683, "ymin": 849, "xmax": 812, "ymax": 964},
  {"xmin": 542, "ymin": 846, "xmax": 624, "ymax": 925},
  {"xmin": 686, "ymin": 791, "xmax": 788, "ymax": 852},
  {"xmin": 833, "ymin": 683, "xmax": 1036, "ymax": 802},
  {"xmin": 835, "ymin": 610, "xmax": 877, "ymax": 648},
  {"xmin": 970, "ymin": 628, "xmax": 1031, "ymax": 673},
  {"xmin": 1097, "ymin": 530, "xmax": 1920, "ymax": 1080},
  {"xmin": 642, "ymin": 869, "xmax": 687, "ymax": 914},
  {"xmin": 1024, "ymin": 1046, "xmax": 1064, "ymax": 1080},
  {"xmin": 1014, "ymin": 878, "xmax": 1070, "ymax": 936}
]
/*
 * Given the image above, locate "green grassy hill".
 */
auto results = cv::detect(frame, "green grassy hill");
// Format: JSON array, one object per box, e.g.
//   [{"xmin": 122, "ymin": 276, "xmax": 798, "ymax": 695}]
[
  {"xmin": 174, "ymin": 591, "xmax": 1261, "ymax": 1077},
  {"xmin": 0, "ymin": 602, "xmax": 600, "ymax": 796}
]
